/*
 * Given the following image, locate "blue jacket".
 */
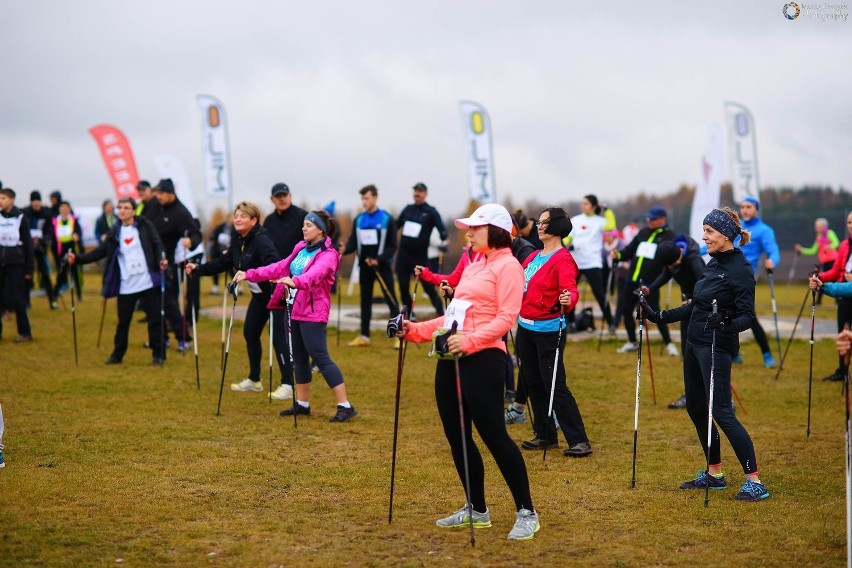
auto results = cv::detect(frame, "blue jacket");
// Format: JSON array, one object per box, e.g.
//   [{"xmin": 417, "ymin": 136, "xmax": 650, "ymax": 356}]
[
  {"xmin": 736, "ymin": 217, "xmax": 780, "ymax": 274},
  {"xmin": 822, "ymin": 281, "xmax": 852, "ymax": 299}
]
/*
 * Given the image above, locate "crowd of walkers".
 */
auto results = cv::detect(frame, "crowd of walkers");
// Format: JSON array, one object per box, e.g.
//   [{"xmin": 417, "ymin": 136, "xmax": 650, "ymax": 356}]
[{"xmin": 7, "ymin": 174, "xmax": 852, "ymax": 540}]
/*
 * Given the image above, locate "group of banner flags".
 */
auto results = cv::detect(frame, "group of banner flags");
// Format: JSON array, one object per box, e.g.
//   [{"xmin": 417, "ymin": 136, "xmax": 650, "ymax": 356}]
[{"xmin": 88, "ymin": 98, "xmax": 760, "ymax": 232}]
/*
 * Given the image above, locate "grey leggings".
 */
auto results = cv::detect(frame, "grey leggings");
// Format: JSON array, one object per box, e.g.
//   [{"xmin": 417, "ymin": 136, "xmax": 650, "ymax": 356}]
[{"xmin": 291, "ymin": 320, "xmax": 344, "ymax": 389}]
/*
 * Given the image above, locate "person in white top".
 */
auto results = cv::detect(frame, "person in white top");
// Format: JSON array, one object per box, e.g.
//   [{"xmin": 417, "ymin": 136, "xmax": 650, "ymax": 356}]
[{"xmin": 564, "ymin": 195, "xmax": 613, "ymax": 329}]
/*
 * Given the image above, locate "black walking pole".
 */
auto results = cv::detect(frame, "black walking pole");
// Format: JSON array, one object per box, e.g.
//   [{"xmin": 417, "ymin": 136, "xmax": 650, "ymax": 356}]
[
  {"xmin": 371, "ymin": 264, "xmax": 399, "ymax": 314},
  {"xmin": 387, "ymin": 307, "xmax": 408, "ymax": 524},
  {"xmin": 450, "ymin": 321, "xmax": 475, "ymax": 547},
  {"xmin": 160, "ymin": 252, "xmax": 167, "ymax": 367},
  {"xmin": 268, "ymin": 311, "xmax": 274, "ymax": 403},
  {"xmin": 705, "ymin": 299, "xmax": 718, "ymax": 507},
  {"xmin": 64, "ymin": 257, "xmax": 79, "ymax": 367},
  {"xmin": 544, "ymin": 300, "xmax": 566, "ymax": 462},
  {"xmin": 807, "ymin": 276, "xmax": 818, "ymax": 437},
  {"xmin": 190, "ymin": 275, "xmax": 200, "ymax": 390},
  {"xmin": 284, "ymin": 293, "xmax": 298, "ymax": 429},
  {"xmin": 631, "ymin": 295, "xmax": 645, "ymax": 488},
  {"xmin": 216, "ymin": 282, "xmax": 239, "ymax": 416},
  {"xmin": 775, "ymin": 286, "xmax": 811, "ymax": 380},
  {"xmin": 96, "ymin": 296, "xmax": 107, "ymax": 349},
  {"xmin": 644, "ymin": 314, "xmax": 657, "ymax": 406},
  {"xmin": 766, "ymin": 268, "xmax": 783, "ymax": 368},
  {"xmin": 598, "ymin": 269, "xmax": 614, "ymax": 352}
]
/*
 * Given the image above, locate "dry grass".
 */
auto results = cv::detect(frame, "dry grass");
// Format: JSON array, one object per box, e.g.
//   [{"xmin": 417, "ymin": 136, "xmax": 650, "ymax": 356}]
[{"xmin": 0, "ymin": 280, "xmax": 847, "ymax": 566}]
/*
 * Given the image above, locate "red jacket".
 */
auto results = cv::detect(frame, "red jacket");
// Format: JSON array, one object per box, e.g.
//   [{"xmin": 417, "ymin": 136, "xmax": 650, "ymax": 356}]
[
  {"xmin": 819, "ymin": 238, "xmax": 851, "ymax": 283},
  {"xmin": 519, "ymin": 248, "xmax": 580, "ymax": 322}
]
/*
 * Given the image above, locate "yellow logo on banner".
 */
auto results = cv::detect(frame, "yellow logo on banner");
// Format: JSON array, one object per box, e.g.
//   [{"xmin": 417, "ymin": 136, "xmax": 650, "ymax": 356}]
[
  {"xmin": 470, "ymin": 111, "xmax": 484, "ymax": 134},
  {"xmin": 207, "ymin": 106, "xmax": 220, "ymax": 128}
]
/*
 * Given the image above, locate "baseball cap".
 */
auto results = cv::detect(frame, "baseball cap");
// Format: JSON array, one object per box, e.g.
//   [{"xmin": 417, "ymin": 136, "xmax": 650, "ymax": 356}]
[
  {"xmin": 454, "ymin": 203, "xmax": 513, "ymax": 234},
  {"xmin": 646, "ymin": 206, "xmax": 667, "ymax": 220},
  {"xmin": 155, "ymin": 178, "xmax": 175, "ymax": 194},
  {"xmin": 136, "ymin": 180, "xmax": 151, "ymax": 190},
  {"xmin": 412, "ymin": 182, "xmax": 428, "ymax": 191},
  {"xmin": 271, "ymin": 183, "xmax": 290, "ymax": 196}
]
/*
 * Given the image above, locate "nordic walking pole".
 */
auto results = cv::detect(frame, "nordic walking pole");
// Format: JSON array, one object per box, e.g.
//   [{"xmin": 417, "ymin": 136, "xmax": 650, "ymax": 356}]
[
  {"xmin": 160, "ymin": 252, "xmax": 167, "ymax": 366},
  {"xmin": 705, "ymin": 299, "xmax": 718, "ymax": 507},
  {"xmin": 371, "ymin": 264, "xmax": 399, "ymax": 314},
  {"xmin": 220, "ymin": 284, "xmax": 227, "ymax": 371},
  {"xmin": 660, "ymin": 280, "xmax": 673, "ymax": 355},
  {"xmin": 65, "ymin": 257, "xmax": 79, "ymax": 367},
  {"xmin": 268, "ymin": 311, "xmax": 274, "ymax": 403},
  {"xmin": 644, "ymin": 317, "xmax": 657, "ymax": 405},
  {"xmin": 843, "ymin": 332, "xmax": 851, "ymax": 568},
  {"xmin": 216, "ymin": 282, "xmax": 238, "ymax": 416},
  {"xmin": 96, "ymin": 296, "xmax": 107, "ymax": 349},
  {"xmin": 775, "ymin": 286, "xmax": 811, "ymax": 380},
  {"xmin": 450, "ymin": 321, "xmax": 475, "ymax": 547},
  {"xmin": 807, "ymin": 273, "xmax": 818, "ymax": 437},
  {"xmin": 730, "ymin": 382, "xmax": 748, "ymax": 414},
  {"xmin": 598, "ymin": 269, "xmax": 614, "ymax": 352},
  {"xmin": 544, "ymin": 297, "xmax": 567, "ymax": 462},
  {"xmin": 631, "ymin": 293, "xmax": 645, "ymax": 488},
  {"xmin": 190, "ymin": 276, "xmax": 200, "ymax": 390},
  {"xmin": 388, "ymin": 306, "xmax": 408, "ymax": 524},
  {"xmin": 179, "ymin": 263, "xmax": 186, "ymax": 354},
  {"xmin": 787, "ymin": 251, "xmax": 799, "ymax": 287},
  {"xmin": 766, "ymin": 267, "xmax": 783, "ymax": 368},
  {"xmin": 284, "ymin": 292, "xmax": 298, "ymax": 429}
]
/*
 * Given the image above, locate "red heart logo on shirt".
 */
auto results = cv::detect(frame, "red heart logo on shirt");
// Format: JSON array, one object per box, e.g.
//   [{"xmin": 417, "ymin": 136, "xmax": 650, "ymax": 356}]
[{"xmin": 124, "ymin": 237, "xmax": 134, "ymax": 245}]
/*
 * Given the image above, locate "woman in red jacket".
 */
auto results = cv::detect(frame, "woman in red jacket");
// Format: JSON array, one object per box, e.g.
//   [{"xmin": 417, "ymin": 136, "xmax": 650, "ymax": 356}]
[
  {"xmin": 815, "ymin": 211, "xmax": 852, "ymax": 382},
  {"xmin": 515, "ymin": 207, "xmax": 592, "ymax": 457}
]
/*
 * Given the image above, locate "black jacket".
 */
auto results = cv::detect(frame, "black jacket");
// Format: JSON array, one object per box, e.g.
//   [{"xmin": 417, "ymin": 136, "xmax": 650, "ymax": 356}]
[
  {"xmin": 197, "ymin": 224, "xmax": 280, "ymax": 295},
  {"xmin": 75, "ymin": 217, "xmax": 166, "ymax": 298},
  {"xmin": 263, "ymin": 205, "xmax": 307, "ymax": 259},
  {"xmin": 615, "ymin": 225, "xmax": 676, "ymax": 285},
  {"xmin": 22, "ymin": 205, "xmax": 53, "ymax": 253},
  {"xmin": 647, "ymin": 235, "xmax": 705, "ymax": 300},
  {"xmin": 0, "ymin": 206, "xmax": 34, "ymax": 273},
  {"xmin": 654, "ymin": 247, "xmax": 755, "ymax": 354},
  {"xmin": 396, "ymin": 202, "xmax": 447, "ymax": 256},
  {"xmin": 147, "ymin": 198, "xmax": 202, "ymax": 264}
]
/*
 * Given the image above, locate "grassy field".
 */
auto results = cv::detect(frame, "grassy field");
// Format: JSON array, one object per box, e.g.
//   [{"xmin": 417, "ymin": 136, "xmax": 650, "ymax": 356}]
[{"xmin": 1, "ymin": 278, "xmax": 848, "ymax": 566}]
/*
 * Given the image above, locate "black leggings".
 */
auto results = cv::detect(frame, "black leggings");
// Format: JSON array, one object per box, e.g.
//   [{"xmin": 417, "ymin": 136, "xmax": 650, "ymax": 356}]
[
  {"xmin": 435, "ymin": 349, "xmax": 534, "ymax": 513},
  {"xmin": 566, "ymin": 268, "xmax": 612, "ymax": 327},
  {"xmin": 516, "ymin": 326, "xmax": 589, "ymax": 445},
  {"xmin": 292, "ymin": 320, "xmax": 344, "ymax": 388},
  {"xmin": 243, "ymin": 294, "xmax": 291, "ymax": 382},
  {"xmin": 683, "ymin": 341, "xmax": 758, "ymax": 475},
  {"xmin": 115, "ymin": 288, "xmax": 163, "ymax": 360},
  {"xmin": 358, "ymin": 261, "xmax": 399, "ymax": 337}
]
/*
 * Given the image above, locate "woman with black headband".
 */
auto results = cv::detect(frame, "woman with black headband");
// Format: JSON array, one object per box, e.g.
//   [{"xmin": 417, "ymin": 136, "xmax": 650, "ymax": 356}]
[
  {"xmin": 235, "ymin": 210, "xmax": 355, "ymax": 422},
  {"xmin": 640, "ymin": 207, "xmax": 770, "ymax": 502}
]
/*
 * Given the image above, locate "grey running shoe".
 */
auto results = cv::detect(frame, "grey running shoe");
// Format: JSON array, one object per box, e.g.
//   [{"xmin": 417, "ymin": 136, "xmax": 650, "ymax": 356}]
[
  {"xmin": 667, "ymin": 394, "xmax": 687, "ymax": 409},
  {"xmin": 504, "ymin": 405, "xmax": 527, "ymax": 424},
  {"xmin": 507, "ymin": 508, "xmax": 540, "ymax": 540},
  {"xmin": 435, "ymin": 506, "xmax": 491, "ymax": 528}
]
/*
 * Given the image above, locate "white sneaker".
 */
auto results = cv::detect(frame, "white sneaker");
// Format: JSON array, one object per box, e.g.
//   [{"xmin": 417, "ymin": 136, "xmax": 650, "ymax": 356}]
[
  {"xmin": 270, "ymin": 383, "xmax": 293, "ymax": 400},
  {"xmin": 616, "ymin": 341, "xmax": 640, "ymax": 353},
  {"xmin": 210, "ymin": 285, "xmax": 220, "ymax": 295},
  {"xmin": 666, "ymin": 342, "xmax": 680, "ymax": 357},
  {"xmin": 507, "ymin": 508, "xmax": 540, "ymax": 540},
  {"xmin": 231, "ymin": 378, "xmax": 263, "ymax": 392}
]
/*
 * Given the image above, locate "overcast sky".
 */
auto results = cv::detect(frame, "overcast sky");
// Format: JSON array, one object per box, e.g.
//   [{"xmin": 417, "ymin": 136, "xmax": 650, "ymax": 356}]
[{"xmin": 1, "ymin": 0, "xmax": 849, "ymax": 219}]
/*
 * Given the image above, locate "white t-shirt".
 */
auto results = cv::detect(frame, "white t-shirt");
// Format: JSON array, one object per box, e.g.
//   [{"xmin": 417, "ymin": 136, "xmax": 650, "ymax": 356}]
[
  {"xmin": 569, "ymin": 213, "xmax": 606, "ymax": 269},
  {"xmin": 118, "ymin": 225, "xmax": 154, "ymax": 295}
]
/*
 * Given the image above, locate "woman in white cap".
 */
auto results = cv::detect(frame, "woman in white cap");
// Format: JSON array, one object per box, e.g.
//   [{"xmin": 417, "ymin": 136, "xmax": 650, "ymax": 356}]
[{"xmin": 396, "ymin": 203, "xmax": 539, "ymax": 540}]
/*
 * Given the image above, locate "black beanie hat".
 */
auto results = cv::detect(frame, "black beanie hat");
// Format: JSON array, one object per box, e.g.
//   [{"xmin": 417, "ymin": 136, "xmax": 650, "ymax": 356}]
[
  {"xmin": 155, "ymin": 178, "xmax": 175, "ymax": 194},
  {"xmin": 656, "ymin": 241, "xmax": 682, "ymax": 266},
  {"xmin": 30, "ymin": 190, "xmax": 42, "ymax": 202}
]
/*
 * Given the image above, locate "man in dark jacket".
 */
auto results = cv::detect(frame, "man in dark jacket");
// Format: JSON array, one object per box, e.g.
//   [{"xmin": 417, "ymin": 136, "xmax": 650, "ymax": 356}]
[
  {"xmin": 68, "ymin": 197, "xmax": 167, "ymax": 365},
  {"xmin": 263, "ymin": 183, "xmax": 307, "ymax": 260},
  {"xmin": 22, "ymin": 190, "xmax": 57, "ymax": 309},
  {"xmin": 611, "ymin": 205, "xmax": 677, "ymax": 354},
  {"xmin": 147, "ymin": 178, "xmax": 202, "ymax": 349},
  {"xmin": 395, "ymin": 182, "xmax": 448, "ymax": 317},
  {"xmin": 0, "ymin": 188, "xmax": 35, "ymax": 342}
]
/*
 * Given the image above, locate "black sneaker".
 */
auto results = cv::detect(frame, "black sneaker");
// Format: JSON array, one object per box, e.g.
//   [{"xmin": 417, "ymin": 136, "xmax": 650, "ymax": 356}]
[
  {"xmin": 152, "ymin": 357, "xmax": 165, "ymax": 366},
  {"xmin": 521, "ymin": 438, "xmax": 559, "ymax": 450},
  {"xmin": 280, "ymin": 404, "xmax": 311, "ymax": 417},
  {"xmin": 330, "ymin": 405, "xmax": 358, "ymax": 422},
  {"xmin": 679, "ymin": 470, "xmax": 727, "ymax": 490},
  {"xmin": 668, "ymin": 394, "xmax": 687, "ymax": 409},
  {"xmin": 563, "ymin": 442, "xmax": 593, "ymax": 458},
  {"xmin": 823, "ymin": 372, "xmax": 845, "ymax": 382},
  {"xmin": 104, "ymin": 355, "xmax": 122, "ymax": 365}
]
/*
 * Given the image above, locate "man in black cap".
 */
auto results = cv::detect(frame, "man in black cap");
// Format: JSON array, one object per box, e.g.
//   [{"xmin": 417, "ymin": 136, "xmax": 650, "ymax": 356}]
[
  {"xmin": 0, "ymin": 188, "xmax": 34, "ymax": 342},
  {"xmin": 395, "ymin": 182, "xmax": 448, "ymax": 317},
  {"xmin": 135, "ymin": 180, "xmax": 159, "ymax": 218},
  {"xmin": 147, "ymin": 178, "xmax": 202, "ymax": 349},
  {"xmin": 22, "ymin": 190, "xmax": 57, "ymax": 309},
  {"xmin": 48, "ymin": 191, "xmax": 63, "ymax": 217},
  {"xmin": 611, "ymin": 205, "xmax": 677, "ymax": 355},
  {"xmin": 263, "ymin": 183, "xmax": 307, "ymax": 259}
]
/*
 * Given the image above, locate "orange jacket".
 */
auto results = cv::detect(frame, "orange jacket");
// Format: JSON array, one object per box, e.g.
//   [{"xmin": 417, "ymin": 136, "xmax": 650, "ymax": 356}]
[{"xmin": 405, "ymin": 247, "xmax": 522, "ymax": 355}]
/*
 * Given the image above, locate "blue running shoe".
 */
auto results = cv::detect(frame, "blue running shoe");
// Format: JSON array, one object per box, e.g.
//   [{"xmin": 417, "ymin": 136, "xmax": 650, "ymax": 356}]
[
  {"xmin": 679, "ymin": 470, "xmax": 727, "ymax": 490},
  {"xmin": 0, "ymin": 449, "xmax": 5, "ymax": 468},
  {"xmin": 732, "ymin": 353, "xmax": 743, "ymax": 364},
  {"xmin": 734, "ymin": 479, "xmax": 770, "ymax": 501},
  {"xmin": 762, "ymin": 352, "xmax": 777, "ymax": 368}
]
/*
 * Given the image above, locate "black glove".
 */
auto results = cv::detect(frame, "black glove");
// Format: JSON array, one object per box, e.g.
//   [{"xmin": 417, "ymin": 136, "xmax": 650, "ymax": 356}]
[
  {"xmin": 226, "ymin": 281, "xmax": 239, "ymax": 301},
  {"xmin": 386, "ymin": 313, "xmax": 404, "ymax": 338},
  {"xmin": 435, "ymin": 321, "xmax": 458, "ymax": 356},
  {"xmin": 705, "ymin": 312, "xmax": 729, "ymax": 332}
]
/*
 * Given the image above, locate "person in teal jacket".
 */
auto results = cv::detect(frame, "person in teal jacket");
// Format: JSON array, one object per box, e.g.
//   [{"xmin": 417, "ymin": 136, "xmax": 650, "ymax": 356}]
[{"xmin": 736, "ymin": 197, "xmax": 780, "ymax": 367}]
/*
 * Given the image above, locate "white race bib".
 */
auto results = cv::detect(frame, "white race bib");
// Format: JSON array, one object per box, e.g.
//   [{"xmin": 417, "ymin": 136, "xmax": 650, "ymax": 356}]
[
  {"xmin": 358, "ymin": 228, "xmax": 379, "ymax": 246},
  {"xmin": 57, "ymin": 224, "xmax": 73, "ymax": 239},
  {"xmin": 402, "ymin": 221, "xmax": 423, "ymax": 238},
  {"xmin": 637, "ymin": 241, "xmax": 658, "ymax": 259},
  {"xmin": 845, "ymin": 255, "xmax": 852, "ymax": 274},
  {"xmin": 30, "ymin": 229, "xmax": 43, "ymax": 240},
  {"xmin": 217, "ymin": 233, "xmax": 231, "ymax": 248},
  {"xmin": 443, "ymin": 299, "xmax": 473, "ymax": 332}
]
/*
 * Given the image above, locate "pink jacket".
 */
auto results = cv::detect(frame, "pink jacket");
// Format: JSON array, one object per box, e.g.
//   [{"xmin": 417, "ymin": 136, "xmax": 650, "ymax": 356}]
[
  {"xmin": 406, "ymin": 247, "xmax": 522, "ymax": 355},
  {"xmin": 245, "ymin": 237, "xmax": 340, "ymax": 323}
]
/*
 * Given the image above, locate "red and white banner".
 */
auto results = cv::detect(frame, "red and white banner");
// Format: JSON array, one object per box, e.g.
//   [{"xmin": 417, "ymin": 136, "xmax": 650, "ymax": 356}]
[
  {"xmin": 88, "ymin": 124, "xmax": 140, "ymax": 201},
  {"xmin": 690, "ymin": 123, "xmax": 723, "ymax": 259}
]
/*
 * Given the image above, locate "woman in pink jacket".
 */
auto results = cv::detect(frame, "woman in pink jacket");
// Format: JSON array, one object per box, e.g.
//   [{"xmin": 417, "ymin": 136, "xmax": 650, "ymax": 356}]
[
  {"xmin": 396, "ymin": 203, "xmax": 539, "ymax": 541},
  {"xmin": 234, "ymin": 211, "xmax": 356, "ymax": 422}
]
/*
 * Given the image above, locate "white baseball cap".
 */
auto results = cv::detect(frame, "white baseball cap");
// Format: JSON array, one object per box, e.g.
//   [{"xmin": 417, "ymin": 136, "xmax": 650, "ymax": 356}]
[{"xmin": 454, "ymin": 203, "xmax": 513, "ymax": 234}]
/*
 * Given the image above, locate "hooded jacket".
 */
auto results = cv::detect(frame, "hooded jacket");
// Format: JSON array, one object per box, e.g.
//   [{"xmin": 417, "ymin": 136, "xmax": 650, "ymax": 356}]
[
  {"xmin": 737, "ymin": 216, "xmax": 780, "ymax": 274},
  {"xmin": 245, "ymin": 236, "xmax": 340, "ymax": 323}
]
